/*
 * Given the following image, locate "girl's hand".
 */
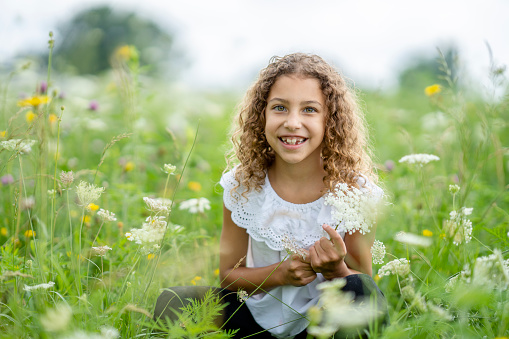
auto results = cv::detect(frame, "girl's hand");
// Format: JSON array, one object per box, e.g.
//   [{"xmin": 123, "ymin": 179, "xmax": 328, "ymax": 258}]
[
  {"xmin": 280, "ymin": 251, "xmax": 317, "ymax": 287},
  {"xmin": 309, "ymin": 224, "xmax": 350, "ymax": 280}
]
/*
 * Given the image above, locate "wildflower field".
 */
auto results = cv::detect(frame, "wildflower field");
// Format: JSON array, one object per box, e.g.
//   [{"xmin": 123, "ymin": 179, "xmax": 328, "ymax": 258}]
[{"xmin": 0, "ymin": 34, "xmax": 508, "ymax": 338}]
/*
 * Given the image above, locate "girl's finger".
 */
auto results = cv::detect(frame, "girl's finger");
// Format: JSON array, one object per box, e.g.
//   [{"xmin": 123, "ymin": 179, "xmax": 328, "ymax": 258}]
[{"xmin": 322, "ymin": 224, "xmax": 347, "ymax": 253}]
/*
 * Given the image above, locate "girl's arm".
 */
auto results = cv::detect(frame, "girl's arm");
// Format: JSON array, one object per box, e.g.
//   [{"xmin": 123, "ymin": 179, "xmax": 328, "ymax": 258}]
[
  {"xmin": 219, "ymin": 204, "xmax": 317, "ymax": 294},
  {"xmin": 309, "ymin": 224, "xmax": 373, "ymax": 280}
]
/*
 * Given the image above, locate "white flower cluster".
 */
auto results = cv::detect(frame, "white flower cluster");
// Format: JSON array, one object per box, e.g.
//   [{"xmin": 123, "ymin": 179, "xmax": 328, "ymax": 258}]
[
  {"xmin": 143, "ymin": 197, "xmax": 172, "ymax": 214},
  {"xmin": 75, "ymin": 181, "xmax": 105, "ymax": 207},
  {"xmin": 24, "ymin": 281, "xmax": 55, "ymax": 292},
  {"xmin": 179, "ymin": 197, "xmax": 211, "ymax": 214},
  {"xmin": 371, "ymin": 240, "xmax": 386, "ymax": 265},
  {"xmin": 400, "ymin": 285, "xmax": 452, "ymax": 320},
  {"xmin": 471, "ymin": 249, "xmax": 509, "ymax": 289},
  {"xmin": 61, "ymin": 326, "xmax": 119, "ymax": 339},
  {"xmin": 281, "ymin": 234, "xmax": 308, "ymax": 260},
  {"xmin": 0, "ymin": 139, "xmax": 37, "ymax": 154},
  {"xmin": 60, "ymin": 170, "xmax": 74, "ymax": 187},
  {"xmin": 394, "ymin": 231, "xmax": 432, "ymax": 247},
  {"xmin": 40, "ymin": 303, "xmax": 72, "ymax": 332},
  {"xmin": 448, "ymin": 184, "xmax": 460, "ymax": 195},
  {"xmin": 324, "ymin": 183, "xmax": 378, "ymax": 235},
  {"xmin": 378, "ymin": 258, "xmax": 411, "ymax": 277},
  {"xmin": 97, "ymin": 209, "xmax": 116, "ymax": 222},
  {"xmin": 443, "ymin": 207, "xmax": 473, "ymax": 245},
  {"xmin": 125, "ymin": 216, "xmax": 167, "ymax": 251},
  {"xmin": 91, "ymin": 245, "xmax": 112, "ymax": 257},
  {"xmin": 399, "ymin": 153, "xmax": 440, "ymax": 166},
  {"xmin": 237, "ymin": 289, "xmax": 248, "ymax": 303},
  {"xmin": 163, "ymin": 163, "xmax": 176, "ymax": 175}
]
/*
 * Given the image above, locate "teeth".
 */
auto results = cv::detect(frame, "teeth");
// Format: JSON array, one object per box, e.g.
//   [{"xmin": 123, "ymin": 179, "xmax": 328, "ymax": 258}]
[{"xmin": 281, "ymin": 137, "xmax": 305, "ymax": 145}]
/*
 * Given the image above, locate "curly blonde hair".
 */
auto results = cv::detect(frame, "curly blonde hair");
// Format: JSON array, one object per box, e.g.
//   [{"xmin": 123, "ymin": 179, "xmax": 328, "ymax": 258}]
[{"xmin": 226, "ymin": 53, "xmax": 377, "ymax": 196}]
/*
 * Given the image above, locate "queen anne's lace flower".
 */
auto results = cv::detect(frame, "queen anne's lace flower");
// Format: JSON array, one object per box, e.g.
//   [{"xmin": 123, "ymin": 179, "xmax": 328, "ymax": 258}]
[
  {"xmin": 97, "ymin": 209, "xmax": 116, "ymax": 222},
  {"xmin": 40, "ymin": 303, "xmax": 72, "ymax": 332},
  {"xmin": 143, "ymin": 197, "xmax": 172, "ymax": 214},
  {"xmin": 91, "ymin": 245, "xmax": 112, "ymax": 257},
  {"xmin": 324, "ymin": 183, "xmax": 379, "ymax": 235},
  {"xmin": 0, "ymin": 139, "xmax": 37, "ymax": 154},
  {"xmin": 444, "ymin": 207, "xmax": 473, "ymax": 245},
  {"xmin": 394, "ymin": 231, "xmax": 432, "ymax": 247},
  {"xmin": 237, "ymin": 289, "xmax": 249, "ymax": 303},
  {"xmin": 282, "ymin": 234, "xmax": 308, "ymax": 260},
  {"xmin": 125, "ymin": 216, "xmax": 182, "ymax": 253},
  {"xmin": 378, "ymin": 258, "xmax": 411, "ymax": 277},
  {"xmin": 75, "ymin": 181, "xmax": 105, "ymax": 207},
  {"xmin": 398, "ymin": 153, "xmax": 440, "ymax": 166},
  {"xmin": 471, "ymin": 249, "xmax": 509, "ymax": 288},
  {"xmin": 24, "ymin": 281, "xmax": 55, "ymax": 291},
  {"xmin": 371, "ymin": 240, "xmax": 386, "ymax": 264},
  {"xmin": 60, "ymin": 171, "xmax": 74, "ymax": 187},
  {"xmin": 179, "ymin": 198, "xmax": 211, "ymax": 214},
  {"xmin": 163, "ymin": 163, "xmax": 176, "ymax": 174}
]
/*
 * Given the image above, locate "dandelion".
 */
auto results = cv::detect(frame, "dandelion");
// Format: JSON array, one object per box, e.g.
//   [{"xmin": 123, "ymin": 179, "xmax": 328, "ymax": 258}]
[
  {"xmin": 25, "ymin": 110, "xmax": 37, "ymax": 123},
  {"xmin": 394, "ymin": 231, "xmax": 432, "ymax": 247},
  {"xmin": 40, "ymin": 303, "xmax": 72, "ymax": 332},
  {"xmin": 163, "ymin": 163, "xmax": 176, "ymax": 174},
  {"xmin": 449, "ymin": 184, "xmax": 460, "ymax": 195},
  {"xmin": 424, "ymin": 84, "xmax": 442, "ymax": 96},
  {"xmin": 0, "ymin": 130, "xmax": 6, "ymax": 138},
  {"xmin": 1, "ymin": 174, "xmax": 14, "ymax": 185},
  {"xmin": 179, "ymin": 198, "xmax": 211, "ymax": 214},
  {"xmin": 20, "ymin": 196, "xmax": 35, "ymax": 210},
  {"xmin": 422, "ymin": 229, "xmax": 433, "ymax": 237},
  {"xmin": 17, "ymin": 95, "xmax": 50, "ymax": 107},
  {"xmin": 188, "ymin": 181, "xmax": 202, "ymax": 191},
  {"xmin": 60, "ymin": 171, "xmax": 74, "ymax": 187},
  {"xmin": 23, "ymin": 281, "xmax": 55, "ymax": 291},
  {"xmin": 190, "ymin": 276, "xmax": 202, "ymax": 285},
  {"xmin": 237, "ymin": 289, "xmax": 248, "ymax": 303},
  {"xmin": 398, "ymin": 153, "xmax": 440, "ymax": 166},
  {"xmin": 87, "ymin": 203, "xmax": 100, "ymax": 212},
  {"xmin": 75, "ymin": 181, "xmax": 105, "ymax": 207},
  {"xmin": 143, "ymin": 197, "xmax": 172, "ymax": 214},
  {"xmin": 91, "ymin": 245, "xmax": 112, "ymax": 257},
  {"xmin": 443, "ymin": 207, "xmax": 473, "ymax": 245},
  {"xmin": 282, "ymin": 234, "xmax": 308, "ymax": 260},
  {"xmin": 97, "ymin": 209, "xmax": 116, "ymax": 222},
  {"xmin": 124, "ymin": 161, "xmax": 135, "ymax": 172},
  {"xmin": 0, "ymin": 139, "xmax": 37, "ymax": 154},
  {"xmin": 378, "ymin": 258, "xmax": 411, "ymax": 277},
  {"xmin": 371, "ymin": 240, "xmax": 386, "ymax": 264},
  {"xmin": 324, "ymin": 183, "xmax": 380, "ymax": 235}
]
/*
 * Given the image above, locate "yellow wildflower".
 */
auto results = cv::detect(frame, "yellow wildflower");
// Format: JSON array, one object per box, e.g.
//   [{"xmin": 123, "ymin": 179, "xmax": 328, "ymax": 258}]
[
  {"xmin": 188, "ymin": 181, "xmax": 202, "ymax": 192},
  {"xmin": 422, "ymin": 229, "xmax": 433, "ymax": 237},
  {"xmin": 49, "ymin": 114, "xmax": 58, "ymax": 124},
  {"xmin": 424, "ymin": 84, "xmax": 442, "ymax": 97},
  {"xmin": 439, "ymin": 233, "xmax": 446, "ymax": 239},
  {"xmin": 115, "ymin": 45, "xmax": 132, "ymax": 60},
  {"xmin": 1, "ymin": 130, "xmax": 6, "ymax": 138},
  {"xmin": 18, "ymin": 95, "xmax": 50, "ymax": 107},
  {"xmin": 147, "ymin": 253, "xmax": 155, "ymax": 260},
  {"xmin": 24, "ymin": 230, "xmax": 36, "ymax": 238},
  {"xmin": 87, "ymin": 203, "xmax": 99, "ymax": 212},
  {"xmin": 82, "ymin": 215, "xmax": 91, "ymax": 223},
  {"xmin": 214, "ymin": 268, "xmax": 220, "ymax": 277},
  {"xmin": 1, "ymin": 227, "xmax": 7, "ymax": 236},
  {"xmin": 25, "ymin": 111, "xmax": 37, "ymax": 123},
  {"xmin": 124, "ymin": 161, "xmax": 135, "ymax": 172},
  {"xmin": 374, "ymin": 274, "xmax": 381, "ymax": 283},
  {"xmin": 190, "ymin": 276, "xmax": 202, "ymax": 286}
]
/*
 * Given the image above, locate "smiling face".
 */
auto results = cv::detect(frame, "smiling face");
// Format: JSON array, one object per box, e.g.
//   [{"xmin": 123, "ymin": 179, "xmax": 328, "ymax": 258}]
[{"xmin": 264, "ymin": 75, "xmax": 327, "ymax": 168}]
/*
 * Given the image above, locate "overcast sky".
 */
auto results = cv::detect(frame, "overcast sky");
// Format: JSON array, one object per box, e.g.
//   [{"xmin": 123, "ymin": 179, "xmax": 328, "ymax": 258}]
[{"xmin": 1, "ymin": 0, "xmax": 508, "ymax": 90}]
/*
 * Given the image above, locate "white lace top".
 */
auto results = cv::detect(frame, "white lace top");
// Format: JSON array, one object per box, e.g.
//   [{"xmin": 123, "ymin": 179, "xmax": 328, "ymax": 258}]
[{"xmin": 220, "ymin": 169, "xmax": 350, "ymax": 338}]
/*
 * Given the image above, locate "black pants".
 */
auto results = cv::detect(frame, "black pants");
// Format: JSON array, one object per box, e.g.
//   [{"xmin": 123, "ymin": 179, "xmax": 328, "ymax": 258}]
[{"xmin": 154, "ymin": 274, "xmax": 388, "ymax": 338}]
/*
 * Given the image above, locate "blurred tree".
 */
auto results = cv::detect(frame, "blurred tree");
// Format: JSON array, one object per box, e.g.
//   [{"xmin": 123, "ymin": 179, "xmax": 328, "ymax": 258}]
[
  {"xmin": 398, "ymin": 46, "xmax": 459, "ymax": 91},
  {"xmin": 53, "ymin": 6, "xmax": 179, "ymax": 75}
]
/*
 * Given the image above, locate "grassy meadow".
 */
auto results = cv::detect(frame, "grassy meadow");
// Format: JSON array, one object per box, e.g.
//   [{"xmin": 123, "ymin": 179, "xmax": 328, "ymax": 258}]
[{"xmin": 0, "ymin": 36, "xmax": 508, "ymax": 338}]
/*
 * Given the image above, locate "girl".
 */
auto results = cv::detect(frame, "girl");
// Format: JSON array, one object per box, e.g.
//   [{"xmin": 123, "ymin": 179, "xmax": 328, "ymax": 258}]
[{"xmin": 155, "ymin": 53, "xmax": 387, "ymax": 338}]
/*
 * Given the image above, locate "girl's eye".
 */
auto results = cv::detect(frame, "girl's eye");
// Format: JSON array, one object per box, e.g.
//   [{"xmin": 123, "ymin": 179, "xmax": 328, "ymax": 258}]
[
  {"xmin": 304, "ymin": 107, "xmax": 317, "ymax": 113},
  {"xmin": 274, "ymin": 105, "xmax": 286, "ymax": 112}
]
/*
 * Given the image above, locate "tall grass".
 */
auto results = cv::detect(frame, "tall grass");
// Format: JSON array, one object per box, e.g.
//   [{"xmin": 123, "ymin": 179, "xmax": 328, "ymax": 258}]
[{"xmin": 0, "ymin": 34, "xmax": 508, "ymax": 338}]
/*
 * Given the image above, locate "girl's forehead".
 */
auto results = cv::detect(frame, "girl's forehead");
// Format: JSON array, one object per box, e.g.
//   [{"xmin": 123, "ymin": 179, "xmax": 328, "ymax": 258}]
[{"xmin": 268, "ymin": 75, "xmax": 325, "ymax": 100}]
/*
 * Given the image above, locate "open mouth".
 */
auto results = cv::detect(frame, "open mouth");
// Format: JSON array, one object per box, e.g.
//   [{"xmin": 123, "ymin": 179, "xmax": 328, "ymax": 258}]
[{"xmin": 279, "ymin": 137, "xmax": 307, "ymax": 145}]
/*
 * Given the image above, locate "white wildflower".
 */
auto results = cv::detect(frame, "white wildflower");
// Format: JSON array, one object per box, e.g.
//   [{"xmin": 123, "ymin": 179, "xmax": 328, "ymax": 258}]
[
  {"xmin": 40, "ymin": 303, "xmax": 72, "ymax": 332},
  {"xmin": 324, "ymin": 183, "xmax": 379, "ymax": 235},
  {"xmin": 163, "ymin": 163, "xmax": 176, "ymax": 175},
  {"xmin": 427, "ymin": 302, "xmax": 453, "ymax": 321},
  {"xmin": 471, "ymin": 249, "xmax": 509, "ymax": 289},
  {"xmin": 0, "ymin": 139, "xmax": 36, "ymax": 154},
  {"xmin": 398, "ymin": 153, "xmax": 440, "ymax": 166},
  {"xmin": 394, "ymin": 231, "xmax": 432, "ymax": 247},
  {"xmin": 371, "ymin": 240, "xmax": 386, "ymax": 264},
  {"xmin": 282, "ymin": 234, "xmax": 308, "ymax": 260},
  {"xmin": 179, "ymin": 197, "xmax": 211, "ymax": 214},
  {"xmin": 378, "ymin": 258, "xmax": 411, "ymax": 277},
  {"xmin": 444, "ymin": 207, "xmax": 473, "ymax": 245},
  {"xmin": 449, "ymin": 184, "xmax": 460, "ymax": 195},
  {"xmin": 20, "ymin": 196, "xmax": 35, "ymax": 210},
  {"xmin": 48, "ymin": 189, "xmax": 56, "ymax": 197},
  {"xmin": 125, "ymin": 216, "xmax": 172, "ymax": 253},
  {"xmin": 143, "ymin": 197, "xmax": 172, "ymax": 214},
  {"xmin": 91, "ymin": 245, "xmax": 112, "ymax": 257},
  {"xmin": 97, "ymin": 209, "xmax": 116, "ymax": 222},
  {"xmin": 24, "ymin": 281, "xmax": 55, "ymax": 291},
  {"xmin": 237, "ymin": 289, "xmax": 248, "ymax": 303},
  {"xmin": 75, "ymin": 181, "xmax": 105, "ymax": 207},
  {"xmin": 60, "ymin": 170, "xmax": 74, "ymax": 187},
  {"xmin": 62, "ymin": 326, "xmax": 119, "ymax": 339}
]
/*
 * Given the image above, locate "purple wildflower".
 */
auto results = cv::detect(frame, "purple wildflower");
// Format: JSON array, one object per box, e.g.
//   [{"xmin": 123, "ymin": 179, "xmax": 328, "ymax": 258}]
[
  {"xmin": 1, "ymin": 174, "xmax": 14, "ymax": 186},
  {"xmin": 88, "ymin": 100, "xmax": 99, "ymax": 111}
]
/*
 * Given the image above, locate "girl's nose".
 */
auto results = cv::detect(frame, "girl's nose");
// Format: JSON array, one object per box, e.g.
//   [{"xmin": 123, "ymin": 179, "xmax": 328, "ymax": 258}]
[{"xmin": 284, "ymin": 111, "xmax": 302, "ymax": 130}]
